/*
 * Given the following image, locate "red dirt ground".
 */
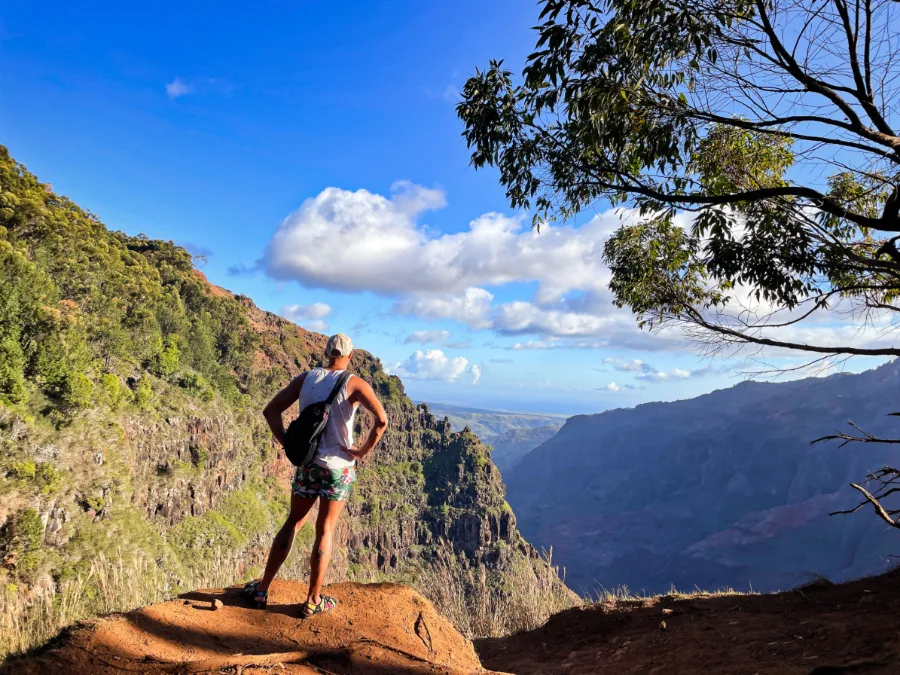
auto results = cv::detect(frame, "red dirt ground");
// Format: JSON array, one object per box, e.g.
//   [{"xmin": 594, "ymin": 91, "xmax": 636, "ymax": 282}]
[
  {"xmin": 6, "ymin": 572, "xmax": 900, "ymax": 674},
  {"xmin": 2, "ymin": 581, "xmax": 505, "ymax": 675},
  {"xmin": 477, "ymin": 569, "xmax": 900, "ymax": 674}
]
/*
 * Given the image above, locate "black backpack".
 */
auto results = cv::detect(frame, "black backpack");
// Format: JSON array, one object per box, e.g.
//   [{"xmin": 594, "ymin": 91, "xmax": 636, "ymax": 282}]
[{"xmin": 284, "ymin": 370, "xmax": 352, "ymax": 467}]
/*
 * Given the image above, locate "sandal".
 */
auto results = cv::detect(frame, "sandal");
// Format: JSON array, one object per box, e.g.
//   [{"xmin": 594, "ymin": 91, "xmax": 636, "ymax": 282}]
[
  {"xmin": 242, "ymin": 580, "xmax": 269, "ymax": 609},
  {"xmin": 301, "ymin": 595, "xmax": 337, "ymax": 619}
]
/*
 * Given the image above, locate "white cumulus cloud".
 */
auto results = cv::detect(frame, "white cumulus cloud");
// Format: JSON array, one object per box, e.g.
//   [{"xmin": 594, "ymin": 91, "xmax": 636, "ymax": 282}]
[
  {"xmin": 260, "ymin": 182, "xmax": 888, "ymax": 357},
  {"xmin": 404, "ymin": 329, "xmax": 452, "ymax": 344},
  {"xmin": 259, "ymin": 182, "xmax": 692, "ymax": 347},
  {"xmin": 389, "ymin": 349, "xmax": 479, "ymax": 384},
  {"xmin": 281, "ymin": 302, "xmax": 332, "ymax": 333},
  {"xmin": 262, "ymin": 183, "xmax": 620, "ymax": 301},
  {"xmin": 510, "ymin": 339, "xmax": 560, "ymax": 351},
  {"xmin": 395, "ymin": 288, "xmax": 495, "ymax": 330}
]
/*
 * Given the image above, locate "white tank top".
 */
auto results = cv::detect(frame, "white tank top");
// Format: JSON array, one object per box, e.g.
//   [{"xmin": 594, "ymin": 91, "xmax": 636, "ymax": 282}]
[{"xmin": 298, "ymin": 368, "xmax": 357, "ymax": 469}]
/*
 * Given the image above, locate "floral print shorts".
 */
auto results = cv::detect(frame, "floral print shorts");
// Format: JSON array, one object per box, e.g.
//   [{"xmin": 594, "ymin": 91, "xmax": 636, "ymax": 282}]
[{"xmin": 292, "ymin": 462, "xmax": 357, "ymax": 502}]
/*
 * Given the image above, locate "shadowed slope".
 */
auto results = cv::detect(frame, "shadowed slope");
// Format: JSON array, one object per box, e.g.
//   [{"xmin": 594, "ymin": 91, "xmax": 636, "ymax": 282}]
[{"xmin": 477, "ymin": 569, "xmax": 900, "ymax": 675}]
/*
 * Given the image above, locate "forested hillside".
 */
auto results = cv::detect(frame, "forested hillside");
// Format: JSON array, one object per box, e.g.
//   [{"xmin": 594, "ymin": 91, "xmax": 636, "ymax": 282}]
[
  {"xmin": 505, "ymin": 360, "xmax": 900, "ymax": 594},
  {"xmin": 0, "ymin": 147, "xmax": 571, "ymax": 657}
]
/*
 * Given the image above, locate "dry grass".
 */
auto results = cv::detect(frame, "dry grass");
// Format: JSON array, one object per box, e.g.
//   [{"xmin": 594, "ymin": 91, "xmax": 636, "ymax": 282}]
[
  {"xmin": 584, "ymin": 582, "xmax": 756, "ymax": 615},
  {"xmin": 0, "ymin": 551, "xmax": 246, "ymax": 661},
  {"xmin": 417, "ymin": 544, "xmax": 580, "ymax": 639}
]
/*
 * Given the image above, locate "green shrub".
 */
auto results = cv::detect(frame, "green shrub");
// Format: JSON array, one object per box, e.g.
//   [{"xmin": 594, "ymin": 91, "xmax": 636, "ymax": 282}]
[
  {"xmin": 99, "ymin": 373, "xmax": 124, "ymax": 409},
  {"xmin": 8, "ymin": 459, "xmax": 36, "ymax": 480},
  {"xmin": 218, "ymin": 488, "xmax": 270, "ymax": 537},
  {"xmin": 0, "ymin": 336, "xmax": 27, "ymax": 404},
  {"xmin": 34, "ymin": 463, "xmax": 61, "ymax": 494},
  {"xmin": 179, "ymin": 371, "xmax": 213, "ymax": 401},
  {"xmin": 189, "ymin": 446, "xmax": 207, "ymax": 469},
  {"xmin": 133, "ymin": 377, "xmax": 152, "ymax": 409},
  {"xmin": 152, "ymin": 335, "xmax": 180, "ymax": 379},
  {"xmin": 2, "ymin": 508, "xmax": 44, "ymax": 580},
  {"xmin": 81, "ymin": 496, "xmax": 106, "ymax": 512},
  {"xmin": 373, "ymin": 371, "xmax": 403, "ymax": 400},
  {"xmin": 32, "ymin": 333, "xmax": 69, "ymax": 392},
  {"xmin": 169, "ymin": 511, "xmax": 243, "ymax": 566},
  {"xmin": 61, "ymin": 372, "xmax": 93, "ymax": 409},
  {"xmin": 5, "ymin": 460, "xmax": 59, "ymax": 494}
]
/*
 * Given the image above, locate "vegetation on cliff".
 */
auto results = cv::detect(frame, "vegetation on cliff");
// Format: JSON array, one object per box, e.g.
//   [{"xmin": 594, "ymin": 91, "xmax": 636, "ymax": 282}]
[{"xmin": 0, "ymin": 147, "xmax": 573, "ymax": 658}]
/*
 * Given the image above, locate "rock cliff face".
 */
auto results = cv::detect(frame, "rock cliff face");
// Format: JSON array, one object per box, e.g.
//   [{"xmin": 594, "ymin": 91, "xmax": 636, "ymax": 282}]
[{"xmin": 1, "ymin": 283, "xmax": 533, "ymax": 594}]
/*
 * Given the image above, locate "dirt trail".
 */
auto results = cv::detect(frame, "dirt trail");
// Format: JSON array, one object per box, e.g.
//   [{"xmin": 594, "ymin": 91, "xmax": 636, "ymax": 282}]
[
  {"xmin": 477, "ymin": 569, "xmax": 900, "ymax": 674},
  {"xmin": 2, "ymin": 581, "xmax": 506, "ymax": 675}
]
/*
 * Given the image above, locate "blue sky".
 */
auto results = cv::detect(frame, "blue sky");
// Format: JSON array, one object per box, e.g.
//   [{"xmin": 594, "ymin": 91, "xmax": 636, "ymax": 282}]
[{"xmin": 0, "ymin": 1, "xmax": 889, "ymax": 414}]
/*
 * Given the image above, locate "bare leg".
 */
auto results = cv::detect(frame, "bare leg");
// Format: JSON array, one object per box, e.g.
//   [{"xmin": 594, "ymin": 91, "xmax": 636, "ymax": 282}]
[
  {"xmin": 258, "ymin": 494, "xmax": 317, "ymax": 593},
  {"xmin": 305, "ymin": 497, "xmax": 346, "ymax": 607}
]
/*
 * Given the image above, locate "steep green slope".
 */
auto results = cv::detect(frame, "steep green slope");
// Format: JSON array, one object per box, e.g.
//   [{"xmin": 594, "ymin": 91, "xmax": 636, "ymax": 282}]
[{"xmin": 0, "ymin": 147, "xmax": 572, "ymax": 655}]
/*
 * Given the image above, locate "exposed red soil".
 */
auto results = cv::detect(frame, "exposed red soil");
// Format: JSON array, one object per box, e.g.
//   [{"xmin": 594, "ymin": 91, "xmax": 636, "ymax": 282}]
[
  {"xmin": 3, "ymin": 581, "xmax": 505, "ymax": 675},
  {"xmin": 7, "ymin": 573, "xmax": 900, "ymax": 674},
  {"xmin": 477, "ymin": 569, "xmax": 900, "ymax": 674}
]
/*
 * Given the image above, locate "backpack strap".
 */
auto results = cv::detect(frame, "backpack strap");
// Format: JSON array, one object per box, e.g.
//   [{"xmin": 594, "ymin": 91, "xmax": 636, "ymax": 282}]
[{"xmin": 325, "ymin": 371, "xmax": 352, "ymax": 406}]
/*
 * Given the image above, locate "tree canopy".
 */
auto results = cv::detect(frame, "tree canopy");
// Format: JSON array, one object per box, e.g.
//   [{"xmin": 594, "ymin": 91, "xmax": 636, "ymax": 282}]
[{"xmin": 458, "ymin": 0, "xmax": 900, "ymax": 362}]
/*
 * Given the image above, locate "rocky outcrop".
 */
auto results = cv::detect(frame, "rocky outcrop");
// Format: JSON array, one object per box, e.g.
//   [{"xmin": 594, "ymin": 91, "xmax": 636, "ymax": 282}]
[
  {"xmin": 125, "ymin": 415, "xmax": 247, "ymax": 525},
  {"xmin": 0, "ymin": 581, "xmax": 505, "ymax": 675}
]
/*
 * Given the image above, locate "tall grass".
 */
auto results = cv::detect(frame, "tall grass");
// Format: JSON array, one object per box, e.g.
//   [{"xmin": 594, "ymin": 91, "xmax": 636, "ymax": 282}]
[
  {"xmin": 0, "ymin": 551, "xmax": 246, "ymax": 661},
  {"xmin": 416, "ymin": 544, "xmax": 580, "ymax": 638}
]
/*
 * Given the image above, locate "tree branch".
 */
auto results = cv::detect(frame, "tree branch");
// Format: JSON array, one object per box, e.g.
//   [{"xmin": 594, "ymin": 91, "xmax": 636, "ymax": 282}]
[
  {"xmin": 755, "ymin": 0, "xmax": 900, "ymax": 151},
  {"xmin": 600, "ymin": 179, "xmax": 893, "ymax": 232},
  {"xmin": 691, "ymin": 111, "xmax": 897, "ymax": 162},
  {"xmin": 682, "ymin": 304, "xmax": 900, "ymax": 357},
  {"xmin": 833, "ymin": 0, "xmax": 895, "ymax": 136},
  {"xmin": 843, "ymin": 482, "xmax": 900, "ymax": 527}
]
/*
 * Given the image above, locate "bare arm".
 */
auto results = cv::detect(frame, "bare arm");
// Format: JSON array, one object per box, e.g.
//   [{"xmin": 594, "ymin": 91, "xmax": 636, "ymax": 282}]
[
  {"xmin": 344, "ymin": 377, "xmax": 388, "ymax": 460},
  {"xmin": 262, "ymin": 374, "xmax": 305, "ymax": 447}
]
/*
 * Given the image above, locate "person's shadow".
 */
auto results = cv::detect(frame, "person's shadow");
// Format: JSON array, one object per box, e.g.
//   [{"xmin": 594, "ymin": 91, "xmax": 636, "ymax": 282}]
[{"xmin": 178, "ymin": 586, "xmax": 306, "ymax": 619}]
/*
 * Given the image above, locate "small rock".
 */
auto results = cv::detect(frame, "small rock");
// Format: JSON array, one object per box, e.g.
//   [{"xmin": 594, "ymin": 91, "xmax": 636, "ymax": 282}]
[
  {"xmin": 662, "ymin": 608, "xmax": 674, "ymax": 616},
  {"xmin": 212, "ymin": 599, "xmax": 223, "ymax": 610},
  {"xmin": 659, "ymin": 620, "xmax": 667, "ymax": 631},
  {"xmin": 183, "ymin": 600, "xmax": 190, "ymax": 605}
]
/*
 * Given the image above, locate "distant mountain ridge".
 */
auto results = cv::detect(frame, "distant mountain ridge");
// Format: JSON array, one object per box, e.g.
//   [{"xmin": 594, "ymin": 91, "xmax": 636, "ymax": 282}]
[
  {"xmin": 423, "ymin": 402, "xmax": 566, "ymax": 438},
  {"xmin": 505, "ymin": 359, "xmax": 900, "ymax": 594},
  {"xmin": 483, "ymin": 426, "xmax": 561, "ymax": 472}
]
